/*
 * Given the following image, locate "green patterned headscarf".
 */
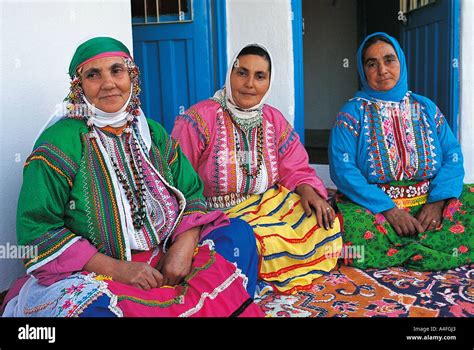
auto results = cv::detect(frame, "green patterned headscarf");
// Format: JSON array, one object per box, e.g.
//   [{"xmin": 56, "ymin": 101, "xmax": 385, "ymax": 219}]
[
  {"xmin": 64, "ymin": 36, "xmax": 141, "ymax": 126},
  {"xmin": 68, "ymin": 37, "xmax": 131, "ymax": 78}
]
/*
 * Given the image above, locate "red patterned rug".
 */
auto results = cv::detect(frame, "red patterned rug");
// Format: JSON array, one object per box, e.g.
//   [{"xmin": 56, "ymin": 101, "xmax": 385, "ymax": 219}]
[{"xmin": 256, "ymin": 264, "xmax": 474, "ymax": 317}]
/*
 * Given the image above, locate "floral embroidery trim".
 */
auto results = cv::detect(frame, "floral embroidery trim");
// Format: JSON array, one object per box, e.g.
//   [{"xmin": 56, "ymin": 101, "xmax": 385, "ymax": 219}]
[{"xmin": 377, "ymin": 180, "xmax": 430, "ymax": 208}]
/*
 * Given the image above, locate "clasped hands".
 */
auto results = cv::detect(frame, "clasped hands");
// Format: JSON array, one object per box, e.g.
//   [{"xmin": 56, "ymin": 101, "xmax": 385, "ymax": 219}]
[
  {"xmin": 382, "ymin": 200, "xmax": 446, "ymax": 237},
  {"xmin": 91, "ymin": 226, "xmax": 200, "ymax": 291}
]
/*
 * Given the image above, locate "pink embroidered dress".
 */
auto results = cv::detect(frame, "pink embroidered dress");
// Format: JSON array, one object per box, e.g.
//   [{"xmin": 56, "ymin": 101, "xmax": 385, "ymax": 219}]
[
  {"xmin": 173, "ymin": 99, "xmax": 327, "ymax": 208},
  {"xmin": 171, "ymin": 43, "xmax": 343, "ymax": 294}
]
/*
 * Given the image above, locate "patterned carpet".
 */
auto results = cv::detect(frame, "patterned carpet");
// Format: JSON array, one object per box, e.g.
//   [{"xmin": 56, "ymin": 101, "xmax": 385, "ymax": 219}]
[
  {"xmin": 255, "ymin": 263, "xmax": 474, "ymax": 317},
  {"xmin": 2, "ymin": 265, "xmax": 472, "ymax": 317}
]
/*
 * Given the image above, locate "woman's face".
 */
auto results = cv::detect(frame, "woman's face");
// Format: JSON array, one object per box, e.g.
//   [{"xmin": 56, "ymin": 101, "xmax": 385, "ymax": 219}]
[
  {"xmin": 363, "ymin": 41, "xmax": 400, "ymax": 92},
  {"xmin": 230, "ymin": 54, "xmax": 270, "ymax": 109},
  {"xmin": 80, "ymin": 56, "xmax": 131, "ymax": 113}
]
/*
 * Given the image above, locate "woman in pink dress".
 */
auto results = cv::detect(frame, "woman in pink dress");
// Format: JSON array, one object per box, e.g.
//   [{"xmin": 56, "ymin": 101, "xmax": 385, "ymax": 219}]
[{"xmin": 172, "ymin": 44, "xmax": 343, "ymax": 294}]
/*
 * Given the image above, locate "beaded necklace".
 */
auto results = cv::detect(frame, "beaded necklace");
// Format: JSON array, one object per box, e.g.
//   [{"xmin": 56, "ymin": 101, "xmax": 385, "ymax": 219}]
[
  {"xmin": 231, "ymin": 113, "xmax": 263, "ymax": 132},
  {"xmin": 100, "ymin": 127, "xmax": 147, "ymax": 229},
  {"xmin": 233, "ymin": 121, "xmax": 264, "ymax": 179},
  {"xmin": 212, "ymin": 95, "xmax": 263, "ymax": 132},
  {"xmin": 212, "ymin": 91, "xmax": 264, "ymax": 178}
]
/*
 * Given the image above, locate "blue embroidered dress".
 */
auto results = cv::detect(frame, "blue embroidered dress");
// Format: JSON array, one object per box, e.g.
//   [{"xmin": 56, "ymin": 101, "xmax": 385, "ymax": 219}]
[
  {"xmin": 329, "ymin": 32, "xmax": 473, "ymax": 270},
  {"xmin": 331, "ymin": 92, "xmax": 463, "ymax": 214}
]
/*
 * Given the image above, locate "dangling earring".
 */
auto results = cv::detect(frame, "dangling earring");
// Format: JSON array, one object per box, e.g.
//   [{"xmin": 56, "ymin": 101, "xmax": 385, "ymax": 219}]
[{"xmin": 124, "ymin": 58, "xmax": 142, "ymax": 118}]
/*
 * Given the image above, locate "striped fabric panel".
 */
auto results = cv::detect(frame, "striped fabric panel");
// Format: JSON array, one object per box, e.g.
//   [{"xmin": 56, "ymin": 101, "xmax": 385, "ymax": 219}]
[
  {"xmin": 167, "ymin": 138, "xmax": 180, "ymax": 166},
  {"xmin": 148, "ymin": 143, "xmax": 166, "ymax": 177},
  {"xmin": 184, "ymin": 198, "xmax": 207, "ymax": 216},
  {"xmin": 24, "ymin": 227, "xmax": 78, "ymax": 271},
  {"xmin": 226, "ymin": 185, "xmax": 343, "ymax": 294},
  {"xmin": 25, "ymin": 143, "xmax": 79, "ymax": 188},
  {"xmin": 160, "ymin": 135, "xmax": 180, "ymax": 167},
  {"xmin": 84, "ymin": 135, "xmax": 126, "ymax": 260},
  {"xmin": 148, "ymin": 141, "xmax": 175, "ymax": 186}
]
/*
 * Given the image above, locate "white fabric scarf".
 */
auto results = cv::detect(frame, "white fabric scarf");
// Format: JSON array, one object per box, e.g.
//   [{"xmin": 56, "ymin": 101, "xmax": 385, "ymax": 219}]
[
  {"xmin": 34, "ymin": 97, "xmax": 152, "ymax": 152},
  {"xmin": 213, "ymin": 43, "xmax": 274, "ymax": 120},
  {"xmin": 83, "ymin": 89, "xmax": 132, "ymax": 128}
]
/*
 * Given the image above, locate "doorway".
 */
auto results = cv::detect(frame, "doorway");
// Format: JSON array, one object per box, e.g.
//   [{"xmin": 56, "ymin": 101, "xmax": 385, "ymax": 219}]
[
  {"xmin": 130, "ymin": 0, "xmax": 226, "ymax": 133},
  {"xmin": 302, "ymin": 0, "xmax": 459, "ymax": 164},
  {"xmin": 302, "ymin": 0, "xmax": 400, "ymax": 165}
]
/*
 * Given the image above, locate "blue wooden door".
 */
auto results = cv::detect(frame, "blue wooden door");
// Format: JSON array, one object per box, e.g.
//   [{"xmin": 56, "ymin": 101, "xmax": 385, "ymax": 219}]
[
  {"xmin": 400, "ymin": 0, "xmax": 460, "ymax": 134},
  {"xmin": 131, "ymin": 0, "xmax": 214, "ymax": 132}
]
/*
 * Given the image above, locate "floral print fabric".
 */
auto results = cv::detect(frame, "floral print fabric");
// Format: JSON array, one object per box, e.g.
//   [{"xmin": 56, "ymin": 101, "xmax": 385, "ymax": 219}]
[{"xmin": 335, "ymin": 184, "xmax": 473, "ymax": 270}]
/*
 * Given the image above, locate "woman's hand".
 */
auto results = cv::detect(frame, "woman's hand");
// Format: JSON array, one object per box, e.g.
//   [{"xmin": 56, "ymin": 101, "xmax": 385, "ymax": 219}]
[
  {"xmin": 114, "ymin": 260, "xmax": 164, "ymax": 290},
  {"xmin": 416, "ymin": 200, "xmax": 445, "ymax": 231},
  {"xmin": 382, "ymin": 207, "xmax": 424, "ymax": 237},
  {"xmin": 296, "ymin": 184, "xmax": 336, "ymax": 230},
  {"xmin": 158, "ymin": 226, "xmax": 201, "ymax": 286},
  {"xmin": 84, "ymin": 252, "xmax": 164, "ymax": 290}
]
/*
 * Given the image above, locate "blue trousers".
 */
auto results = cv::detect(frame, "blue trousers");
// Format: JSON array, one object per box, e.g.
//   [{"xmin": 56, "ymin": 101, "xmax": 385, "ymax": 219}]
[{"xmin": 80, "ymin": 218, "xmax": 258, "ymax": 317}]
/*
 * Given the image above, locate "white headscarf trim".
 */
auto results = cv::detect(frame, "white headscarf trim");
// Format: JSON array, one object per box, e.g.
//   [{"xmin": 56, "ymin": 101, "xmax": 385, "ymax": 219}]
[{"xmin": 34, "ymin": 103, "xmax": 151, "ymax": 152}]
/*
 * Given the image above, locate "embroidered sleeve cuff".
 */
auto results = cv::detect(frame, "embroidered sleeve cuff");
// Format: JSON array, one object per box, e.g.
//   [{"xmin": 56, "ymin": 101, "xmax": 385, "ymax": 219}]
[
  {"xmin": 23, "ymin": 227, "xmax": 81, "ymax": 274},
  {"xmin": 31, "ymin": 238, "xmax": 97, "ymax": 286}
]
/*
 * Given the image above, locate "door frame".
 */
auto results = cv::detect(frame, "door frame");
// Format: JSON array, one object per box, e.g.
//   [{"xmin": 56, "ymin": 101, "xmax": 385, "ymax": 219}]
[
  {"xmin": 450, "ymin": 0, "xmax": 460, "ymax": 137},
  {"xmin": 291, "ymin": 0, "xmax": 305, "ymax": 144}
]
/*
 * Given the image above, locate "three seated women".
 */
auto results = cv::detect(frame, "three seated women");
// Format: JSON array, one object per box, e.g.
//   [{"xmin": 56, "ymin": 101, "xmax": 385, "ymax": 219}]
[{"xmin": 2, "ymin": 32, "xmax": 472, "ymax": 317}]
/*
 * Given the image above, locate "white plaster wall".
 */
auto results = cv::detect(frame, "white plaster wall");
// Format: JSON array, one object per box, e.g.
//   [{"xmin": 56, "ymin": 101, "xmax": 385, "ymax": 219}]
[
  {"xmin": 460, "ymin": 0, "xmax": 474, "ymax": 183},
  {"xmin": 226, "ymin": 0, "xmax": 295, "ymax": 125},
  {"xmin": 0, "ymin": 0, "xmax": 132, "ymax": 292}
]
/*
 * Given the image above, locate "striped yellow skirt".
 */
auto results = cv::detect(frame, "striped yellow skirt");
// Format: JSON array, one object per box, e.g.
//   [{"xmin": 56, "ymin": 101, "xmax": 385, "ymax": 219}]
[{"xmin": 225, "ymin": 185, "xmax": 343, "ymax": 294}]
